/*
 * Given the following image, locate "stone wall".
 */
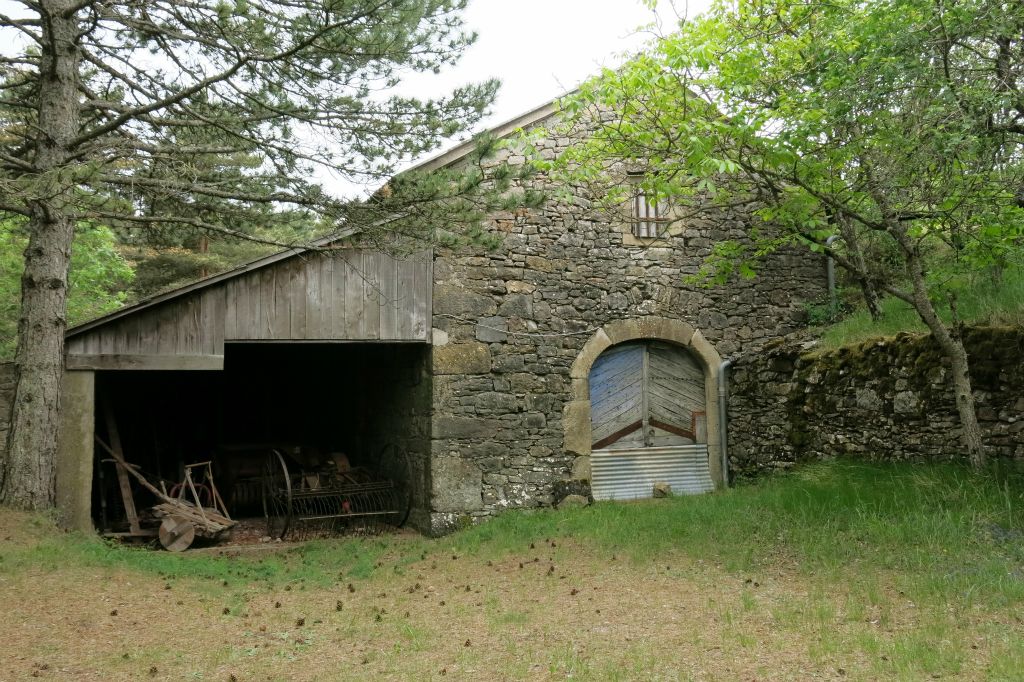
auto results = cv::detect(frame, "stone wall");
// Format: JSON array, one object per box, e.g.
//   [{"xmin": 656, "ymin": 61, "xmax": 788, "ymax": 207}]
[
  {"xmin": 360, "ymin": 347, "xmax": 434, "ymax": 530},
  {"xmin": 728, "ymin": 327, "xmax": 1024, "ymax": 476},
  {"xmin": 423, "ymin": 110, "xmax": 828, "ymax": 533},
  {"xmin": 0, "ymin": 362, "xmax": 14, "ymax": 467}
]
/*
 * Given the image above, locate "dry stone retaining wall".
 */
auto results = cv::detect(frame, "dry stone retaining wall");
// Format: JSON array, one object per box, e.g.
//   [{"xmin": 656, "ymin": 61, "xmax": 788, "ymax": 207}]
[{"xmin": 728, "ymin": 327, "xmax": 1024, "ymax": 477}]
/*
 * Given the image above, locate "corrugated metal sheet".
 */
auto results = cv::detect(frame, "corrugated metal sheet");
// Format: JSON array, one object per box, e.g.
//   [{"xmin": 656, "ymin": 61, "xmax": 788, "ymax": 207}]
[{"xmin": 591, "ymin": 445, "xmax": 713, "ymax": 501}]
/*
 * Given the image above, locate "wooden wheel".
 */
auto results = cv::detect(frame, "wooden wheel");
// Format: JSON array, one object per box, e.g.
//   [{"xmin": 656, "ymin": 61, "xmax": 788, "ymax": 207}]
[
  {"xmin": 159, "ymin": 515, "xmax": 195, "ymax": 552},
  {"xmin": 262, "ymin": 449, "xmax": 292, "ymax": 540}
]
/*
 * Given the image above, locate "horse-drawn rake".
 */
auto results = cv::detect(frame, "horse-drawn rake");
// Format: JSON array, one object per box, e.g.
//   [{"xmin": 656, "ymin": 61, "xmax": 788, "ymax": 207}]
[{"xmin": 261, "ymin": 444, "xmax": 412, "ymax": 540}]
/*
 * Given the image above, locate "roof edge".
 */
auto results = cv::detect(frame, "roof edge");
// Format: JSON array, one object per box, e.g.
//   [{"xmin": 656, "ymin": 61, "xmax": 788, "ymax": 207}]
[{"xmin": 404, "ymin": 94, "xmax": 568, "ymax": 174}]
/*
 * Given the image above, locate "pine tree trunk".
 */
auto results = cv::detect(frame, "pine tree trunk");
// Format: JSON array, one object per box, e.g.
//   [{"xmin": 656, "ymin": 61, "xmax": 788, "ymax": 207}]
[{"xmin": 0, "ymin": 1, "xmax": 81, "ymax": 510}]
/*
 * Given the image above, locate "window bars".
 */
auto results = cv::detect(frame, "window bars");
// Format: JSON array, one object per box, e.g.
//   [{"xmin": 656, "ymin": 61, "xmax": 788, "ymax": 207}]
[{"xmin": 629, "ymin": 174, "xmax": 666, "ymax": 238}]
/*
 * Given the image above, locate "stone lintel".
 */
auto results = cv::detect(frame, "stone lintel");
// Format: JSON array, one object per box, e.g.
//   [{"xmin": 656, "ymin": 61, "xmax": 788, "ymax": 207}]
[{"xmin": 432, "ymin": 342, "xmax": 491, "ymax": 375}]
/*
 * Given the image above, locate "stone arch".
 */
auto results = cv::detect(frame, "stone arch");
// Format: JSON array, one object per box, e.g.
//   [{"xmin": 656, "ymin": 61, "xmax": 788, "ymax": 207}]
[{"xmin": 563, "ymin": 317, "xmax": 725, "ymax": 487}]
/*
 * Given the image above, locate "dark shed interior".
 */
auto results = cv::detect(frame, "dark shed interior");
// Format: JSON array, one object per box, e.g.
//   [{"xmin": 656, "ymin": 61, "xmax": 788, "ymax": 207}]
[{"xmin": 91, "ymin": 343, "xmax": 431, "ymax": 534}]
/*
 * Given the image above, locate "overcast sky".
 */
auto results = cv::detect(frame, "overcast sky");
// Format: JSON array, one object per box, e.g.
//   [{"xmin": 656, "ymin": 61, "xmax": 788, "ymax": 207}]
[
  {"xmin": 426, "ymin": 0, "xmax": 698, "ymax": 126},
  {"xmin": 0, "ymin": 0, "xmax": 711, "ymax": 196},
  {"xmin": 330, "ymin": 0, "xmax": 712, "ymax": 196}
]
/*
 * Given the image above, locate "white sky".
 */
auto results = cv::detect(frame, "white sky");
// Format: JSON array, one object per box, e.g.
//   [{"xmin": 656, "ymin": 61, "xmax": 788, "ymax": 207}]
[
  {"xmin": 425, "ymin": 0, "xmax": 694, "ymax": 127},
  {"xmin": 0, "ymin": 0, "xmax": 713, "ymax": 197},
  {"xmin": 330, "ymin": 0, "xmax": 712, "ymax": 196}
]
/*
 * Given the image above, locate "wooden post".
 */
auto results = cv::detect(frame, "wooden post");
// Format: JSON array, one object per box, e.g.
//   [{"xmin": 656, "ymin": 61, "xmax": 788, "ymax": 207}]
[{"xmin": 101, "ymin": 397, "xmax": 140, "ymax": 534}]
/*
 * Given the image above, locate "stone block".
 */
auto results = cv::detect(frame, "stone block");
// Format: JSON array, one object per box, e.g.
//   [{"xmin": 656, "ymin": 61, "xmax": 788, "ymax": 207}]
[
  {"xmin": 525, "ymin": 255, "xmax": 557, "ymax": 272},
  {"xmin": 570, "ymin": 328, "xmax": 612, "ymax": 379},
  {"xmin": 434, "ymin": 285, "xmax": 497, "ymax": 317},
  {"xmin": 476, "ymin": 316, "xmax": 507, "ymax": 343},
  {"xmin": 571, "ymin": 455, "xmax": 591, "ymax": 480},
  {"xmin": 562, "ymin": 400, "xmax": 591, "ymax": 457},
  {"xmin": 432, "ymin": 416, "xmax": 504, "ymax": 439},
  {"xmin": 432, "ymin": 342, "xmax": 490, "ymax": 375},
  {"xmin": 498, "ymin": 294, "xmax": 534, "ymax": 318},
  {"xmin": 523, "ymin": 412, "xmax": 547, "ymax": 428},
  {"xmin": 893, "ymin": 391, "xmax": 920, "ymax": 415},
  {"xmin": 855, "ymin": 388, "xmax": 882, "ymax": 411},
  {"xmin": 525, "ymin": 393, "xmax": 559, "ymax": 413},
  {"xmin": 492, "ymin": 353, "xmax": 526, "ymax": 373},
  {"xmin": 55, "ymin": 370, "xmax": 95, "ymax": 533},
  {"xmin": 555, "ymin": 494, "xmax": 590, "ymax": 510},
  {"xmin": 431, "ymin": 456, "xmax": 483, "ymax": 512},
  {"xmin": 474, "ymin": 391, "xmax": 519, "ymax": 414}
]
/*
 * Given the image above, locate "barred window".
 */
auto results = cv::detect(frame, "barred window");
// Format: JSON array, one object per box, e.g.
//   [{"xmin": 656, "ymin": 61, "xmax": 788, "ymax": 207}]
[{"xmin": 629, "ymin": 174, "xmax": 665, "ymax": 238}]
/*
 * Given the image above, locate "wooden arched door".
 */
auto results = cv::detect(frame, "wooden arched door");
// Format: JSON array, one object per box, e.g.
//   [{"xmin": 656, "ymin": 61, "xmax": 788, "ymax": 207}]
[{"xmin": 589, "ymin": 341, "xmax": 713, "ymax": 500}]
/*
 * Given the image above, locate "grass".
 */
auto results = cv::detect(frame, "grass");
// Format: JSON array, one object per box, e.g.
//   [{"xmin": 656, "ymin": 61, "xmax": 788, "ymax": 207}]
[
  {"xmin": 817, "ymin": 268, "xmax": 1024, "ymax": 350},
  {"xmin": 2, "ymin": 460, "xmax": 1023, "ymax": 680}
]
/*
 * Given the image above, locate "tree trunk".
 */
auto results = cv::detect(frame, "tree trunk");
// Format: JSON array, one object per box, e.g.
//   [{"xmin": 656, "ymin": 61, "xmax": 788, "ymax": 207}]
[
  {"xmin": 837, "ymin": 217, "xmax": 882, "ymax": 320},
  {"xmin": 903, "ymin": 256, "xmax": 986, "ymax": 467},
  {"xmin": 0, "ymin": 1, "xmax": 81, "ymax": 510}
]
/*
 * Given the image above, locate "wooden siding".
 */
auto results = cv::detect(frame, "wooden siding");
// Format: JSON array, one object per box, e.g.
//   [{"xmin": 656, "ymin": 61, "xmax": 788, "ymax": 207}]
[
  {"xmin": 648, "ymin": 341, "xmax": 705, "ymax": 440},
  {"xmin": 66, "ymin": 250, "xmax": 431, "ymax": 359}
]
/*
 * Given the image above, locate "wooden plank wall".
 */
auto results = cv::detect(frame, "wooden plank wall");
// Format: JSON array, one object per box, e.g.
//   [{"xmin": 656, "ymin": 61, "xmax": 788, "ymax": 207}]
[
  {"xmin": 647, "ymin": 342, "xmax": 705, "ymax": 435},
  {"xmin": 66, "ymin": 250, "xmax": 431, "ymax": 358}
]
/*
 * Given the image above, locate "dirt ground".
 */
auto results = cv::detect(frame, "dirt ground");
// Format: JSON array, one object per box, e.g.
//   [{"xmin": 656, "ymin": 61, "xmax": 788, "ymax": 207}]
[{"xmin": 1, "ymin": 510, "xmax": 1020, "ymax": 681}]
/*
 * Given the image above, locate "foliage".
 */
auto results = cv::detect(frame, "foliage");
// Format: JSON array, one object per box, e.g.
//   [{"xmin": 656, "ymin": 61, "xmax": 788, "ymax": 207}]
[
  {"xmin": 0, "ymin": 0, "xmax": 541, "ymax": 508},
  {"xmin": 0, "ymin": 0, "xmax": 528, "ymax": 245},
  {"xmin": 552, "ymin": 0, "xmax": 1024, "ymax": 288},
  {"xmin": 0, "ymin": 220, "xmax": 133, "ymax": 359}
]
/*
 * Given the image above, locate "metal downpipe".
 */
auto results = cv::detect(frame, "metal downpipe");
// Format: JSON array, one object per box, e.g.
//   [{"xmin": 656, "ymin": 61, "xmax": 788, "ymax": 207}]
[
  {"xmin": 826, "ymin": 234, "xmax": 839, "ymax": 315},
  {"xmin": 717, "ymin": 358, "xmax": 732, "ymax": 488}
]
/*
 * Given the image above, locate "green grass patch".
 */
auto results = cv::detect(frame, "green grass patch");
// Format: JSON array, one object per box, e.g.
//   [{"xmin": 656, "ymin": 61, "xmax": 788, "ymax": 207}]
[
  {"xmin": 450, "ymin": 460, "xmax": 1024, "ymax": 603},
  {"xmin": 818, "ymin": 269, "xmax": 1024, "ymax": 350},
  {"xmin": 3, "ymin": 460, "xmax": 1023, "ymax": 608}
]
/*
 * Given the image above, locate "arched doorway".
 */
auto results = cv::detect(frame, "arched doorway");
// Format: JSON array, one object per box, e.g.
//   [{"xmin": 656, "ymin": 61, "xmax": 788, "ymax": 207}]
[{"xmin": 589, "ymin": 340, "xmax": 713, "ymax": 500}]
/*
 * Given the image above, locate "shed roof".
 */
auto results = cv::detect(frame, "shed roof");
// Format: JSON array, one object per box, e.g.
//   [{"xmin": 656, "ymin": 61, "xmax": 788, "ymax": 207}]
[{"xmin": 66, "ymin": 92, "xmax": 567, "ymax": 341}]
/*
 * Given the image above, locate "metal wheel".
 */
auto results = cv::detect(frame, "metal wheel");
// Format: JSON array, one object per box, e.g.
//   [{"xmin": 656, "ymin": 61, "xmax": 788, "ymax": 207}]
[
  {"xmin": 262, "ymin": 449, "xmax": 292, "ymax": 540},
  {"xmin": 377, "ymin": 443, "xmax": 412, "ymax": 527}
]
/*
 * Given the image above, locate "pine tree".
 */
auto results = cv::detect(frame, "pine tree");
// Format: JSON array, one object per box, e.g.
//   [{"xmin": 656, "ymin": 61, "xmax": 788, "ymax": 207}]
[{"xmin": 0, "ymin": 0, "xmax": 531, "ymax": 509}]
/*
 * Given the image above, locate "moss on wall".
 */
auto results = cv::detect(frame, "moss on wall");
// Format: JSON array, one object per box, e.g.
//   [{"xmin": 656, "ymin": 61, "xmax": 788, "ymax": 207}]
[{"xmin": 728, "ymin": 326, "xmax": 1024, "ymax": 477}]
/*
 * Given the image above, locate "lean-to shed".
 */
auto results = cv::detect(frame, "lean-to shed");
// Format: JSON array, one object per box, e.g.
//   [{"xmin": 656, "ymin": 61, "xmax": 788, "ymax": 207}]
[{"xmin": 57, "ymin": 238, "xmax": 435, "ymax": 534}]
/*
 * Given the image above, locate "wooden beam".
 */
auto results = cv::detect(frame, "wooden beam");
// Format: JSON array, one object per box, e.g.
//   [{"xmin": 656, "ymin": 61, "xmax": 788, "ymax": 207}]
[
  {"xmin": 592, "ymin": 420, "xmax": 643, "ymax": 450},
  {"xmin": 99, "ymin": 401, "xmax": 140, "ymax": 535},
  {"xmin": 66, "ymin": 354, "xmax": 224, "ymax": 371}
]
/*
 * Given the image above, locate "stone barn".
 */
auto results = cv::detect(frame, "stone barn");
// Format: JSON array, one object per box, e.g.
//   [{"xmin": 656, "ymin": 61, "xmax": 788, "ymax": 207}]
[{"xmin": 43, "ymin": 97, "xmax": 826, "ymax": 536}]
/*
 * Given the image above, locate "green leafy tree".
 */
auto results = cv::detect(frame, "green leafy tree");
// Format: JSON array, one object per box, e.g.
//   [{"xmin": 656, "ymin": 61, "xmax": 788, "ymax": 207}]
[
  {"xmin": 552, "ymin": 0, "xmax": 1024, "ymax": 466},
  {"xmin": 1, "ymin": 220, "xmax": 133, "ymax": 359},
  {"xmin": 0, "ymin": 0, "xmax": 536, "ymax": 509}
]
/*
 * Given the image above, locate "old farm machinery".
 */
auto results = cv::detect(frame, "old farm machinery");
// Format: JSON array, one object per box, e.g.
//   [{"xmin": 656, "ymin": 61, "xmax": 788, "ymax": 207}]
[
  {"xmin": 95, "ymin": 400, "xmax": 411, "ymax": 547},
  {"xmin": 261, "ymin": 444, "xmax": 412, "ymax": 540},
  {"xmin": 95, "ymin": 436, "xmax": 236, "ymax": 551}
]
